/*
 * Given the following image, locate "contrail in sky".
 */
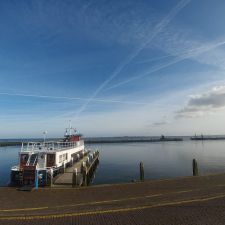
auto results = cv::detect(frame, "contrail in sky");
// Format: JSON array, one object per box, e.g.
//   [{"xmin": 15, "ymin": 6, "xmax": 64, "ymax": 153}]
[
  {"xmin": 72, "ymin": 0, "xmax": 192, "ymax": 120},
  {"xmin": 0, "ymin": 92, "xmax": 147, "ymax": 105},
  {"xmin": 105, "ymin": 40, "xmax": 225, "ymax": 90}
]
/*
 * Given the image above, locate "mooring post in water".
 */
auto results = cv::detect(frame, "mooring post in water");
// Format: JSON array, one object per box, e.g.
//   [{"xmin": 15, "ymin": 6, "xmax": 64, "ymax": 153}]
[
  {"xmin": 192, "ymin": 158, "xmax": 199, "ymax": 176},
  {"xmin": 71, "ymin": 157, "xmax": 74, "ymax": 166},
  {"xmin": 62, "ymin": 162, "xmax": 66, "ymax": 173},
  {"xmin": 72, "ymin": 168, "xmax": 78, "ymax": 187},
  {"xmin": 140, "ymin": 161, "xmax": 144, "ymax": 181},
  {"xmin": 50, "ymin": 168, "xmax": 53, "ymax": 187},
  {"xmin": 35, "ymin": 170, "xmax": 39, "ymax": 190},
  {"xmin": 82, "ymin": 165, "xmax": 87, "ymax": 186}
]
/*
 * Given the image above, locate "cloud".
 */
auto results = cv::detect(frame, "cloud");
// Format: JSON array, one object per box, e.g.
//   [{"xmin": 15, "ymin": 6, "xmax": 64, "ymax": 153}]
[
  {"xmin": 0, "ymin": 92, "xmax": 148, "ymax": 105},
  {"xmin": 73, "ymin": 0, "xmax": 191, "ymax": 120},
  {"xmin": 176, "ymin": 86, "xmax": 225, "ymax": 118},
  {"xmin": 105, "ymin": 39, "xmax": 225, "ymax": 91}
]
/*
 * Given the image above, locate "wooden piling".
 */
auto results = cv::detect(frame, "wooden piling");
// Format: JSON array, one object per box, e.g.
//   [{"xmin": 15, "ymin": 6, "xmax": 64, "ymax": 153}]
[
  {"xmin": 50, "ymin": 169, "xmax": 53, "ymax": 187},
  {"xmin": 72, "ymin": 168, "xmax": 77, "ymax": 187},
  {"xmin": 82, "ymin": 165, "xmax": 87, "ymax": 186},
  {"xmin": 192, "ymin": 158, "xmax": 199, "ymax": 176},
  {"xmin": 71, "ymin": 157, "xmax": 74, "ymax": 166},
  {"xmin": 61, "ymin": 163, "xmax": 64, "ymax": 173},
  {"xmin": 140, "ymin": 161, "xmax": 144, "ymax": 181}
]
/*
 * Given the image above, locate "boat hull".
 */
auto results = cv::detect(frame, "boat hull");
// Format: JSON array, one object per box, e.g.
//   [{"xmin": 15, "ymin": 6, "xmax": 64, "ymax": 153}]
[{"xmin": 10, "ymin": 142, "xmax": 85, "ymax": 187}]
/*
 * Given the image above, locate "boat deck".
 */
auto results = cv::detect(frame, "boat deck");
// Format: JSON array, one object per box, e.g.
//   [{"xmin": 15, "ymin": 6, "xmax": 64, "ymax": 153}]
[
  {"xmin": 20, "ymin": 140, "xmax": 84, "ymax": 153},
  {"xmin": 53, "ymin": 155, "xmax": 89, "ymax": 185}
]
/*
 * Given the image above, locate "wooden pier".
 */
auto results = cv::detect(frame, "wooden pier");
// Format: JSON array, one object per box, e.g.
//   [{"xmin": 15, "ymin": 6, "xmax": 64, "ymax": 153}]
[
  {"xmin": 53, "ymin": 151, "xmax": 99, "ymax": 186},
  {"xmin": 1, "ymin": 173, "xmax": 225, "ymax": 224}
]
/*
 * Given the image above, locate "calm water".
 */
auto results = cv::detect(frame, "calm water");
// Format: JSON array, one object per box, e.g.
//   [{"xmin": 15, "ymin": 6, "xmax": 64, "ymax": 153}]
[{"xmin": 1, "ymin": 140, "xmax": 225, "ymax": 186}]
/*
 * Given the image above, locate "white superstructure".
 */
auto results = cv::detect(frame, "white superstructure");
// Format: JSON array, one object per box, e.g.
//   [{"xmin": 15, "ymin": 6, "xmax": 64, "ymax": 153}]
[{"xmin": 11, "ymin": 127, "xmax": 85, "ymax": 186}]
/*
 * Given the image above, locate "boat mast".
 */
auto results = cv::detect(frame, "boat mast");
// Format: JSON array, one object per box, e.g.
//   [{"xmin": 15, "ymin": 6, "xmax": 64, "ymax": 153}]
[
  {"xmin": 69, "ymin": 120, "xmax": 72, "ymax": 136},
  {"xmin": 43, "ymin": 131, "xmax": 47, "ymax": 144}
]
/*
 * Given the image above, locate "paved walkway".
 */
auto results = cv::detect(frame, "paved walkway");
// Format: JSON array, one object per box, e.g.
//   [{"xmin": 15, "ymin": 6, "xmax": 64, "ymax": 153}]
[
  {"xmin": 1, "ymin": 173, "xmax": 225, "ymax": 224},
  {"xmin": 54, "ymin": 156, "xmax": 88, "ymax": 185}
]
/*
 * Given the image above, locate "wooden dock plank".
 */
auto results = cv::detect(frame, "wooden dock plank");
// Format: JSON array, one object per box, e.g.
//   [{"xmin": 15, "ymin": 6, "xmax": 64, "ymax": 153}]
[
  {"xmin": 54, "ymin": 156, "xmax": 88, "ymax": 185},
  {"xmin": 53, "ymin": 152, "xmax": 99, "ymax": 186}
]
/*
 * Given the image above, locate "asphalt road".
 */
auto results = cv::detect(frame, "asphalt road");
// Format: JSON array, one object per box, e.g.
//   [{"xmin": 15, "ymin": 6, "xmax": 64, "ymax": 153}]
[{"xmin": 1, "ymin": 173, "xmax": 225, "ymax": 225}]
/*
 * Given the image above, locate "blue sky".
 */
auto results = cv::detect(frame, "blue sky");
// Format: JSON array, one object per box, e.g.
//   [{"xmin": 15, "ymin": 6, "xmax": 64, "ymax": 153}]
[{"xmin": 1, "ymin": 0, "xmax": 225, "ymax": 138}]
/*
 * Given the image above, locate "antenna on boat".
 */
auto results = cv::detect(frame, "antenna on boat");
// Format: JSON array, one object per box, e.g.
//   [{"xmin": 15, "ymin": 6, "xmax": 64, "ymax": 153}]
[
  {"xmin": 43, "ymin": 131, "xmax": 47, "ymax": 144},
  {"xmin": 65, "ymin": 120, "xmax": 76, "ymax": 136},
  {"xmin": 69, "ymin": 120, "xmax": 72, "ymax": 136}
]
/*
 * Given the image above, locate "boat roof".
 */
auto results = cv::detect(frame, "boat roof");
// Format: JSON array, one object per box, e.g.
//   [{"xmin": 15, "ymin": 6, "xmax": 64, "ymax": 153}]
[{"xmin": 20, "ymin": 140, "xmax": 84, "ymax": 153}]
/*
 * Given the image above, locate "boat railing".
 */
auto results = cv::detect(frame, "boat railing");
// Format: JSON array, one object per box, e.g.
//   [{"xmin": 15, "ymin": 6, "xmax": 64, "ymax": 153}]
[{"xmin": 21, "ymin": 140, "xmax": 84, "ymax": 152}]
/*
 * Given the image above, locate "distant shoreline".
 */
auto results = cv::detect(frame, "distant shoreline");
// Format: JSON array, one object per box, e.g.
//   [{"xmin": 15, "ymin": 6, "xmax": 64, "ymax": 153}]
[
  {"xmin": 0, "ymin": 142, "xmax": 22, "ymax": 147},
  {"xmin": 84, "ymin": 136, "xmax": 183, "ymax": 143},
  {"xmin": 1, "ymin": 135, "xmax": 225, "ymax": 147},
  {"xmin": 0, "ymin": 136, "xmax": 182, "ymax": 146}
]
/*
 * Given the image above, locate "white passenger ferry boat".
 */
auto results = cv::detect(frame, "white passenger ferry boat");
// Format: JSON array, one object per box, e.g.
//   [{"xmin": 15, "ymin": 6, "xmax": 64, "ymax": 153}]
[{"xmin": 11, "ymin": 125, "xmax": 85, "ymax": 186}]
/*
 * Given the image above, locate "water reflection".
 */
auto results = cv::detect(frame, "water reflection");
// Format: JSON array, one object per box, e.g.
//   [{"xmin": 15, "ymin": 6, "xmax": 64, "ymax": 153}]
[{"xmin": 90, "ymin": 140, "xmax": 225, "ymax": 185}]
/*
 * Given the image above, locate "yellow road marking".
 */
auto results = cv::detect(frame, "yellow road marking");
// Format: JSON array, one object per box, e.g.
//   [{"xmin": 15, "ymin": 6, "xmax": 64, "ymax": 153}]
[
  {"xmin": 0, "ymin": 189, "xmax": 199, "ymax": 213},
  {"xmin": 175, "ymin": 189, "xmax": 198, "ymax": 194},
  {"xmin": 0, "ymin": 207, "xmax": 48, "ymax": 212},
  {"xmin": 1, "ymin": 193, "xmax": 225, "ymax": 220},
  {"xmin": 57, "ymin": 194, "xmax": 162, "ymax": 208},
  {"xmin": 0, "ymin": 194, "xmax": 161, "ymax": 212}
]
